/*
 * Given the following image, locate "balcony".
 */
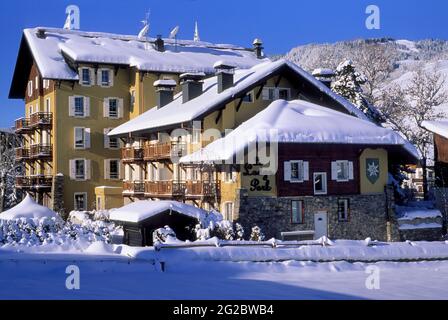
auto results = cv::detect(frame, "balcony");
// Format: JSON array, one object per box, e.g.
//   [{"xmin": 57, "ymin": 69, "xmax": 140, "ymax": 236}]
[
  {"xmin": 15, "ymin": 147, "xmax": 30, "ymax": 161},
  {"xmin": 15, "ymin": 175, "xmax": 53, "ymax": 190},
  {"xmin": 15, "ymin": 118, "xmax": 32, "ymax": 134},
  {"xmin": 123, "ymin": 181, "xmax": 145, "ymax": 195},
  {"xmin": 30, "ymin": 144, "xmax": 52, "ymax": 160},
  {"xmin": 143, "ymin": 142, "xmax": 186, "ymax": 161},
  {"xmin": 122, "ymin": 147, "xmax": 144, "ymax": 163},
  {"xmin": 144, "ymin": 181, "xmax": 185, "ymax": 198},
  {"xmin": 30, "ymin": 112, "xmax": 53, "ymax": 129},
  {"xmin": 185, "ymin": 181, "xmax": 220, "ymax": 199}
]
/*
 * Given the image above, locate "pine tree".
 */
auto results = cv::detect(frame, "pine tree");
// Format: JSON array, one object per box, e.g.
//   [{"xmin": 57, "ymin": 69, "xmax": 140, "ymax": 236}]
[{"xmin": 332, "ymin": 60, "xmax": 382, "ymax": 123}]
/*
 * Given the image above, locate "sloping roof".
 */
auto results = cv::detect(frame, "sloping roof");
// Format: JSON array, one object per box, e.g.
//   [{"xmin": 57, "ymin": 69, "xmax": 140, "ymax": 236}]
[
  {"xmin": 0, "ymin": 194, "xmax": 60, "ymax": 221},
  {"xmin": 180, "ymin": 99, "xmax": 419, "ymax": 163},
  {"xmin": 109, "ymin": 59, "xmax": 369, "ymax": 137},
  {"xmin": 109, "ymin": 200, "xmax": 206, "ymax": 224},
  {"xmin": 422, "ymin": 120, "xmax": 448, "ymax": 139},
  {"xmin": 9, "ymin": 27, "xmax": 264, "ymax": 98}
]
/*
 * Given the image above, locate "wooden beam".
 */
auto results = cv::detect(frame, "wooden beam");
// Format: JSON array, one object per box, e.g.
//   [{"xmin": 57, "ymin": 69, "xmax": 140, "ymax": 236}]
[
  {"xmin": 275, "ymin": 75, "xmax": 283, "ymax": 88},
  {"xmin": 114, "ymin": 65, "xmax": 120, "ymax": 76},
  {"xmin": 215, "ymin": 109, "xmax": 223, "ymax": 124},
  {"xmin": 256, "ymin": 83, "xmax": 266, "ymax": 100},
  {"xmin": 236, "ymin": 98, "xmax": 244, "ymax": 112}
]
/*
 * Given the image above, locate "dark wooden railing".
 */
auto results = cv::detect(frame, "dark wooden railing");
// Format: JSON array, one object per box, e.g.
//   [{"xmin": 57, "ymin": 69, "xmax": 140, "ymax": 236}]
[
  {"xmin": 14, "ymin": 118, "xmax": 31, "ymax": 133},
  {"xmin": 123, "ymin": 181, "xmax": 145, "ymax": 194},
  {"xmin": 15, "ymin": 175, "xmax": 53, "ymax": 189},
  {"xmin": 144, "ymin": 181, "xmax": 185, "ymax": 197},
  {"xmin": 185, "ymin": 181, "xmax": 220, "ymax": 198},
  {"xmin": 122, "ymin": 147, "xmax": 144, "ymax": 163},
  {"xmin": 15, "ymin": 147, "xmax": 30, "ymax": 160},
  {"xmin": 30, "ymin": 112, "xmax": 53, "ymax": 128},
  {"xmin": 30, "ymin": 144, "xmax": 52, "ymax": 159}
]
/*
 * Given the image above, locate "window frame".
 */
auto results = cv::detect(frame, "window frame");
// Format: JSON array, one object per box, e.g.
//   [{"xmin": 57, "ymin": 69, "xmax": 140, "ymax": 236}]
[
  {"xmin": 291, "ymin": 200, "xmax": 305, "ymax": 224},
  {"xmin": 108, "ymin": 159, "xmax": 120, "ymax": 180},
  {"xmin": 108, "ymin": 98, "xmax": 119, "ymax": 119},
  {"xmin": 81, "ymin": 68, "xmax": 91, "ymax": 86},
  {"xmin": 336, "ymin": 160, "xmax": 350, "ymax": 182},
  {"xmin": 242, "ymin": 90, "xmax": 254, "ymax": 103},
  {"xmin": 290, "ymin": 160, "xmax": 304, "ymax": 183},
  {"xmin": 27, "ymin": 81, "xmax": 33, "ymax": 97},
  {"xmin": 74, "ymin": 192, "xmax": 88, "ymax": 211},
  {"xmin": 74, "ymin": 127, "xmax": 86, "ymax": 149},
  {"xmin": 313, "ymin": 172, "xmax": 328, "ymax": 195},
  {"xmin": 337, "ymin": 198, "xmax": 350, "ymax": 222},
  {"xmin": 75, "ymin": 159, "xmax": 86, "ymax": 180},
  {"xmin": 74, "ymin": 96, "xmax": 85, "ymax": 117},
  {"xmin": 101, "ymin": 69, "xmax": 110, "ymax": 87}
]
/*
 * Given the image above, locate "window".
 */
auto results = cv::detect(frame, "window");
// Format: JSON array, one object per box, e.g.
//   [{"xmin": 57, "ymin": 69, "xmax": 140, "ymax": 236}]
[
  {"xmin": 35, "ymin": 76, "xmax": 39, "ymax": 90},
  {"xmin": 45, "ymin": 98, "xmax": 51, "ymax": 113},
  {"xmin": 262, "ymin": 87, "xmax": 275, "ymax": 101},
  {"xmin": 106, "ymin": 159, "xmax": 120, "ymax": 180},
  {"xmin": 43, "ymin": 79, "xmax": 50, "ymax": 89},
  {"xmin": 242, "ymin": 91, "xmax": 254, "ymax": 103},
  {"xmin": 74, "ymin": 127, "xmax": 85, "ymax": 149},
  {"xmin": 224, "ymin": 202, "xmax": 234, "ymax": 221},
  {"xmin": 81, "ymin": 68, "xmax": 91, "ymax": 86},
  {"xmin": 192, "ymin": 129, "xmax": 201, "ymax": 144},
  {"xmin": 314, "ymin": 172, "xmax": 327, "ymax": 195},
  {"xmin": 108, "ymin": 99, "xmax": 118, "ymax": 118},
  {"xmin": 191, "ymin": 168, "xmax": 200, "ymax": 181},
  {"xmin": 279, "ymin": 88, "xmax": 290, "ymax": 100},
  {"xmin": 27, "ymin": 81, "xmax": 33, "ymax": 97},
  {"xmin": 332, "ymin": 161, "xmax": 353, "ymax": 182},
  {"xmin": 285, "ymin": 160, "xmax": 308, "ymax": 183},
  {"xmin": 74, "ymin": 97, "xmax": 85, "ymax": 117},
  {"xmin": 224, "ymin": 165, "xmax": 234, "ymax": 183},
  {"xmin": 262, "ymin": 87, "xmax": 291, "ymax": 101},
  {"xmin": 338, "ymin": 198, "xmax": 350, "ymax": 222},
  {"xmin": 291, "ymin": 200, "xmax": 304, "ymax": 224},
  {"xmin": 75, "ymin": 159, "xmax": 86, "ymax": 180},
  {"xmin": 103, "ymin": 128, "xmax": 119, "ymax": 149},
  {"xmin": 291, "ymin": 161, "xmax": 304, "ymax": 182},
  {"xmin": 74, "ymin": 193, "xmax": 87, "ymax": 211},
  {"xmin": 101, "ymin": 69, "xmax": 110, "ymax": 86}
]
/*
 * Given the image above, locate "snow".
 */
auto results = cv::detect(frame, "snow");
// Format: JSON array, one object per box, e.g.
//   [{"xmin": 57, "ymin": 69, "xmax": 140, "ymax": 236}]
[
  {"xmin": 180, "ymin": 99, "xmax": 419, "ymax": 163},
  {"xmin": 399, "ymin": 223, "xmax": 442, "ymax": 230},
  {"xmin": 0, "ymin": 194, "xmax": 60, "ymax": 221},
  {"xmin": 109, "ymin": 59, "xmax": 369, "ymax": 137},
  {"xmin": 153, "ymin": 79, "xmax": 177, "ymax": 87},
  {"xmin": 109, "ymin": 200, "xmax": 207, "ymax": 224},
  {"xmin": 312, "ymin": 68, "xmax": 334, "ymax": 76},
  {"xmin": 24, "ymin": 27, "xmax": 264, "ymax": 80},
  {"xmin": 396, "ymin": 206, "xmax": 442, "ymax": 220},
  {"xmin": 1, "ymin": 240, "xmax": 448, "ymax": 299},
  {"xmin": 396, "ymin": 39, "xmax": 420, "ymax": 53},
  {"xmin": 422, "ymin": 119, "xmax": 448, "ymax": 139}
]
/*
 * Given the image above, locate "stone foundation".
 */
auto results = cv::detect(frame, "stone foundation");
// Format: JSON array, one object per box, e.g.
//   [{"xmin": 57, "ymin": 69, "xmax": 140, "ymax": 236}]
[
  {"xmin": 235, "ymin": 189, "xmax": 392, "ymax": 241},
  {"xmin": 51, "ymin": 174, "xmax": 65, "ymax": 218}
]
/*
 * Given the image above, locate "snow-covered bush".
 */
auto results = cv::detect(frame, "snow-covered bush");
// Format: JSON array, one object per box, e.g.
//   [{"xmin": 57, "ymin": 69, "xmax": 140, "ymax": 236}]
[
  {"xmin": 153, "ymin": 226, "xmax": 177, "ymax": 244},
  {"xmin": 210, "ymin": 220, "xmax": 235, "ymax": 240},
  {"xmin": 195, "ymin": 224, "xmax": 211, "ymax": 241},
  {"xmin": 235, "ymin": 223, "xmax": 245, "ymax": 241},
  {"xmin": 250, "ymin": 226, "xmax": 265, "ymax": 242}
]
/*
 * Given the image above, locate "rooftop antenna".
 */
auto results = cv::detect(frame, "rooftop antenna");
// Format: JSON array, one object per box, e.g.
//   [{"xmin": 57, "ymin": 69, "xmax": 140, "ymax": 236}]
[
  {"xmin": 63, "ymin": 13, "xmax": 72, "ymax": 30},
  {"xmin": 169, "ymin": 25, "xmax": 180, "ymax": 51},
  {"xmin": 138, "ymin": 10, "xmax": 151, "ymax": 49},
  {"xmin": 193, "ymin": 21, "xmax": 200, "ymax": 42}
]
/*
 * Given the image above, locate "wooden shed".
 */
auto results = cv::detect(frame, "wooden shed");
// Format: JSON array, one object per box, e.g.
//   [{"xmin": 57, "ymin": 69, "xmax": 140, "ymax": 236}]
[{"xmin": 110, "ymin": 200, "xmax": 206, "ymax": 247}]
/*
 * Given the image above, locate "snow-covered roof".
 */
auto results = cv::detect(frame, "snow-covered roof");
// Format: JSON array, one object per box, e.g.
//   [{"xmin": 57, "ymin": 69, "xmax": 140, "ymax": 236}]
[
  {"xmin": 180, "ymin": 99, "xmax": 419, "ymax": 163},
  {"xmin": 422, "ymin": 120, "xmax": 448, "ymax": 139},
  {"xmin": 109, "ymin": 200, "xmax": 206, "ymax": 224},
  {"xmin": 0, "ymin": 194, "xmax": 60, "ymax": 221},
  {"xmin": 22, "ymin": 27, "xmax": 264, "ymax": 80},
  {"xmin": 109, "ymin": 59, "xmax": 368, "ymax": 136}
]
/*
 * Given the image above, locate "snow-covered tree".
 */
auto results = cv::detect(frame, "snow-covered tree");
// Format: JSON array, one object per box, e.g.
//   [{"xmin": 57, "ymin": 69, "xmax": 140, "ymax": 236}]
[
  {"xmin": 378, "ymin": 66, "xmax": 448, "ymax": 199},
  {"xmin": 0, "ymin": 130, "xmax": 23, "ymax": 211},
  {"xmin": 235, "ymin": 223, "xmax": 245, "ymax": 241},
  {"xmin": 331, "ymin": 60, "xmax": 382, "ymax": 123},
  {"xmin": 250, "ymin": 226, "xmax": 265, "ymax": 242}
]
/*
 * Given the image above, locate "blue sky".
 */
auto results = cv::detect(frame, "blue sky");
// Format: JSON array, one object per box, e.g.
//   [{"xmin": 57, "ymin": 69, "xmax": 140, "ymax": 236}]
[{"xmin": 0, "ymin": 0, "xmax": 446, "ymax": 128}]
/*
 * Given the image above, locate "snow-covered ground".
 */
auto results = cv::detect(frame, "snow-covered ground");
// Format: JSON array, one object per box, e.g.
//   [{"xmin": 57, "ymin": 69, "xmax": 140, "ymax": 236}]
[{"xmin": 1, "ymin": 240, "xmax": 448, "ymax": 300}]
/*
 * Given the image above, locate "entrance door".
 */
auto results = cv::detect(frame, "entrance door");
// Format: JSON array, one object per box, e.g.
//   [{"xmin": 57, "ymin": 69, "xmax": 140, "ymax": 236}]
[{"xmin": 314, "ymin": 211, "xmax": 328, "ymax": 239}]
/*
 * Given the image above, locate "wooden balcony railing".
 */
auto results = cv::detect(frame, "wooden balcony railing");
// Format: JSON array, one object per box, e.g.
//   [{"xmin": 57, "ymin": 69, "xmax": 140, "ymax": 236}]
[
  {"xmin": 144, "ymin": 181, "xmax": 185, "ymax": 197},
  {"xmin": 143, "ymin": 142, "xmax": 186, "ymax": 161},
  {"xmin": 15, "ymin": 175, "xmax": 53, "ymax": 189},
  {"xmin": 123, "ymin": 181, "xmax": 145, "ymax": 194},
  {"xmin": 30, "ymin": 112, "xmax": 53, "ymax": 128},
  {"xmin": 14, "ymin": 118, "xmax": 31, "ymax": 134},
  {"xmin": 185, "ymin": 181, "xmax": 220, "ymax": 198},
  {"xmin": 15, "ymin": 147, "xmax": 30, "ymax": 161},
  {"xmin": 122, "ymin": 147, "xmax": 144, "ymax": 163},
  {"xmin": 30, "ymin": 144, "xmax": 52, "ymax": 159}
]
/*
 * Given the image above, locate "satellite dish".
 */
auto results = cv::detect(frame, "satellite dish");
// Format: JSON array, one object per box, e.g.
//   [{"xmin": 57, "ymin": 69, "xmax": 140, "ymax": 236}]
[
  {"xmin": 138, "ymin": 24, "xmax": 149, "ymax": 39},
  {"xmin": 169, "ymin": 26, "xmax": 180, "ymax": 39}
]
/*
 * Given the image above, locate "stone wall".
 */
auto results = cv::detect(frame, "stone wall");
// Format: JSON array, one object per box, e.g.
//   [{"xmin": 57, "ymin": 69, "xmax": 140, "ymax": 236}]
[
  {"xmin": 51, "ymin": 174, "xmax": 65, "ymax": 218},
  {"xmin": 235, "ymin": 188, "xmax": 391, "ymax": 241}
]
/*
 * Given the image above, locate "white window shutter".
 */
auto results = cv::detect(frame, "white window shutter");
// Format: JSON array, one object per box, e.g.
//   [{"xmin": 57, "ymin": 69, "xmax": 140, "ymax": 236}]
[
  {"xmin": 89, "ymin": 68, "xmax": 95, "ymax": 86},
  {"xmin": 119, "ymin": 161, "xmax": 124, "ymax": 180},
  {"xmin": 85, "ymin": 97, "xmax": 90, "ymax": 117},
  {"xmin": 103, "ymin": 98, "xmax": 109, "ymax": 118},
  {"xmin": 331, "ymin": 161, "xmax": 338, "ymax": 180},
  {"xmin": 97, "ymin": 69, "xmax": 102, "ymax": 86},
  {"xmin": 348, "ymin": 161, "xmax": 354, "ymax": 180},
  {"xmin": 118, "ymin": 99, "xmax": 124, "ymax": 119},
  {"xmin": 284, "ymin": 161, "xmax": 291, "ymax": 181},
  {"xmin": 303, "ymin": 161, "xmax": 310, "ymax": 181},
  {"xmin": 104, "ymin": 159, "xmax": 110, "ymax": 180},
  {"xmin": 262, "ymin": 88, "xmax": 269, "ymax": 100},
  {"xmin": 69, "ymin": 96, "xmax": 75, "ymax": 117},
  {"xmin": 109, "ymin": 70, "xmax": 114, "ymax": 87},
  {"xmin": 85, "ymin": 159, "xmax": 92, "ymax": 180},
  {"xmin": 69, "ymin": 160, "xmax": 75, "ymax": 180},
  {"xmin": 84, "ymin": 128, "xmax": 91, "ymax": 149},
  {"xmin": 78, "ymin": 68, "xmax": 83, "ymax": 85},
  {"xmin": 103, "ymin": 128, "xmax": 110, "ymax": 148}
]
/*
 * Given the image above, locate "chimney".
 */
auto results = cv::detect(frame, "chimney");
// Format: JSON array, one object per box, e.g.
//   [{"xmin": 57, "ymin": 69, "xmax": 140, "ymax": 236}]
[
  {"xmin": 36, "ymin": 28, "xmax": 46, "ymax": 39},
  {"xmin": 154, "ymin": 35, "xmax": 165, "ymax": 52},
  {"xmin": 154, "ymin": 79, "xmax": 177, "ymax": 108},
  {"xmin": 253, "ymin": 38, "xmax": 264, "ymax": 59},
  {"xmin": 180, "ymin": 72, "xmax": 205, "ymax": 103},
  {"xmin": 312, "ymin": 68, "xmax": 335, "ymax": 89},
  {"xmin": 214, "ymin": 61, "xmax": 236, "ymax": 93}
]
